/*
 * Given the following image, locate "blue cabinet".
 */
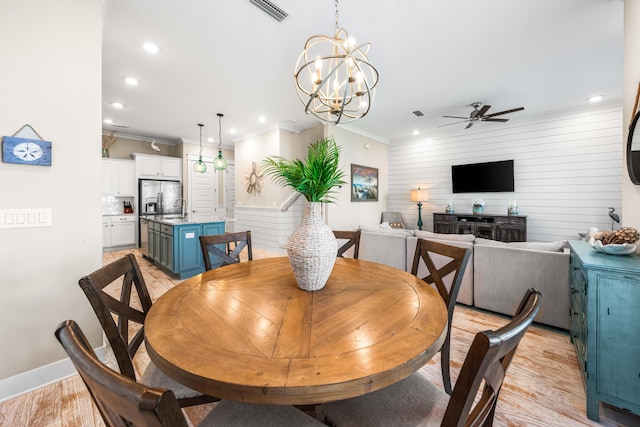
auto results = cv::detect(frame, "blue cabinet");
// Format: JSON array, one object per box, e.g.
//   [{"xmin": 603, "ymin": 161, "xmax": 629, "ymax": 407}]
[
  {"xmin": 568, "ymin": 241, "xmax": 640, "ymax": 421},
  {"xmin": 147, "ymin": 220, "xmax": 225, "ymax": 279},
  {"xmin": 176, "ymin": 224, "xmax": 206, "ymax": 277}
]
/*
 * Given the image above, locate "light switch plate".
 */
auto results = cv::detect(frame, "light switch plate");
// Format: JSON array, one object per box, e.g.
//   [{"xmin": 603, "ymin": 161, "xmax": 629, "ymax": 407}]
[{"xmin": 0, "ymin": 208, "xmax": 52, "ymax": 229}]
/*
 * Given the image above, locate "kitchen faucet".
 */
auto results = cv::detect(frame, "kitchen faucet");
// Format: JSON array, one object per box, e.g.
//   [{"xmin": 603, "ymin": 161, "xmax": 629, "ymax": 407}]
[{"xmin": 174, "ymin": 198, "xmax": 187, "ymax": 219}]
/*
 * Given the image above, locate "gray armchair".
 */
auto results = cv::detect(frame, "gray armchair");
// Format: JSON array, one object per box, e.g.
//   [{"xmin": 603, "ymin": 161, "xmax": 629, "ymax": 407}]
[{"xmin": 381, "ymin": 211, "xmax": 406, "ymax": 229}]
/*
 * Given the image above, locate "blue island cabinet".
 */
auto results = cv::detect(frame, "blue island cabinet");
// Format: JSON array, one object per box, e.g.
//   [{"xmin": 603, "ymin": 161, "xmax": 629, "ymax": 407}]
[
  {"xmin": 568, "ymin": 241, "xmax": 640, "ymax": 421},
  {"xmin": 174, "ymin": 222, "xmax": 225, "ymax": 279},
  {"xmin": 147, "ymin": 219, "xmax": 224, "ymax": 279}
]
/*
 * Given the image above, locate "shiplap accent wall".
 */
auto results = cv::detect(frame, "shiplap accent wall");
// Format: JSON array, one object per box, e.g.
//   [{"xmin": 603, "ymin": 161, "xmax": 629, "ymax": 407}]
[
  {"xmin": 234, "ymin": 196, "xmax": 306, "ymax": 254},
  {"xmin": 388, "ymin": 105, "xmax": 623, "ymax": 242}
]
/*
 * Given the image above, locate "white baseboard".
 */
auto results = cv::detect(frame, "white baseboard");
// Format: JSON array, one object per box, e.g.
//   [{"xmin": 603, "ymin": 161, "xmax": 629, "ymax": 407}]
[{"xmin": 0, "ymin": 346, "xmax": 106, "ymax": 403}]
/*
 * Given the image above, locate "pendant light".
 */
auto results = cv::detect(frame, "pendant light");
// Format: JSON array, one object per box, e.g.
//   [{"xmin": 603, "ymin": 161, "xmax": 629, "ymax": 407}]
[
  {"xmin": 193, "ymin": 123, "xmax": 207, "ymax": 173},
  {"xmin": 294, "ymin": 0, "xmax": 378, "ymax": 124},
  {"xmin": 213, "ymin": 113, "xmax": 227, "ymax": 171}
]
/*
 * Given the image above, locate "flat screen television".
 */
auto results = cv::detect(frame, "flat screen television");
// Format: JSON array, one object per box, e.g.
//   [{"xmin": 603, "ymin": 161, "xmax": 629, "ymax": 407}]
[{"xmin": 452, "ymin": 160, "xmax": 514, "ymax": 193}]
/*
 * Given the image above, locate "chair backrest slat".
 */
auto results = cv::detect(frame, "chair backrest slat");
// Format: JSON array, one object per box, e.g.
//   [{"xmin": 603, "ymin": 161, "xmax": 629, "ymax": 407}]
[
  {"xmin": 55, "ymin": 320, "xmax": 189, "ymax": 427},
  {"xmin": 411, "ymin": 239, "xmax": 471, "ymax": 308},
  {"xmin": 442, "ymin": 288, "xmax": 542, "ymax": 427},
  {"xmin": 199, "ymin": 231, "xmax": 253, "ymax": 271},
  {"xmin": 78, "ymin": 253, "xmax": 152, "ymax": 380},
  {"xmin": 333, "ymin": 230, "xmax": 361, "ymax": 259},
  {"xmin": 411, "ymin": 238, "xmax": 472, "ymax": 394}
]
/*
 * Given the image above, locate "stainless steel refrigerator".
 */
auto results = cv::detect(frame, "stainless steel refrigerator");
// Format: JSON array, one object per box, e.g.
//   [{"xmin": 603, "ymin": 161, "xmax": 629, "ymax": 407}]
[{"xmin": 138, "ymin": 179, "xmax": 182, "ymax": 254}]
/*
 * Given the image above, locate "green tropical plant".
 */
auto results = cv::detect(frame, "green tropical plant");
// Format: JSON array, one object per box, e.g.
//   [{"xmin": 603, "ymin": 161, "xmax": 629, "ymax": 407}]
[{"xmin": 262, "ymin": 136, "xmax": 346, "ymax": 203}]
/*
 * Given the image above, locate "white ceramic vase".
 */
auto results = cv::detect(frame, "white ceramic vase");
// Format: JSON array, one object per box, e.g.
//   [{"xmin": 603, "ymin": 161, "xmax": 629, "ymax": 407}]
[{"xmin": 287, "ymin": 202, "xmax": 337, "ymax": 291}]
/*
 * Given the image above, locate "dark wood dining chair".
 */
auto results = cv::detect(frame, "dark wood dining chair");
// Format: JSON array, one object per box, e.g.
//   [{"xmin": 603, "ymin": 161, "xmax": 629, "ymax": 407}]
[
  {"xmin": 411, "ymin": 238, "xmax": 472, "ymax": 395},
  {"xmin": 317, "ymin": 288, "xmax": 542, "ymax": 427},
  {"xmin": 199, "ymin": 230, "xmax": 253, "ymax": 271},
  {"xmin": 55, "ymin": 320, "xmax": 325, "ymax": 427},
  {"xmin": 78, "ymin": 253, "xmax": 217, "ymax": 407},
  {"xmin": 333, "ymin": 230, "xmax": 361, "ymax": 259}
]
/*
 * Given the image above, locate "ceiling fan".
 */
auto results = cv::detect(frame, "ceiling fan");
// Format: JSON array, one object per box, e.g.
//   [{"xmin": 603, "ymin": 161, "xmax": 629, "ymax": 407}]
[{"xmin": 440, "ymin": 102, "xmax": 525, "ymax": 129}]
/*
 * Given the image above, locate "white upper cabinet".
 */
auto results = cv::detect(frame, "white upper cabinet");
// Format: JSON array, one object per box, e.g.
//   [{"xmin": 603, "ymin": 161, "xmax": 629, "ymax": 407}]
[
  {"xmin": 102, "ymin": 159, "xmax": 135, "ymax": 196},
  {"xmin": 134, "ymin": 154, "xmax": 182, "ymax": 181}
]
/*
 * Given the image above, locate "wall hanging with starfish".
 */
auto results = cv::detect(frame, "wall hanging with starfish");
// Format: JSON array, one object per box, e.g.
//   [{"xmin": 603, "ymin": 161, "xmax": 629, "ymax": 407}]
[{"xmin": 246, "ymin": 161, "xmax": 264, "ymax": 195}]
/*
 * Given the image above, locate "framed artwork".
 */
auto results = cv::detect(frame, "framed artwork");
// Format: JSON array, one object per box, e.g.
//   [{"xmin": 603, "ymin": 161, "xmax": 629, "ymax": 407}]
[{"xmin": 351, "ymin": 164, "xmax": 378, "ymax": 202}]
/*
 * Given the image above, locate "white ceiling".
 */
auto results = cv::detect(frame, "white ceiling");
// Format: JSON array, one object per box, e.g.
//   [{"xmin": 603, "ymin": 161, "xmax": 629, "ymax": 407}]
[{"xmin": 102, "ymin": 0, "xmax": 624, "ymax": 148}]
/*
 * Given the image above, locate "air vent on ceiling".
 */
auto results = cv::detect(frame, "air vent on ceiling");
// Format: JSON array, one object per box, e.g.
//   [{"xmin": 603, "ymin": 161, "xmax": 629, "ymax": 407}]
[
  {"xmin": 250, "ymin": 0, "xmax": 288, "ymax": 22},
  {"xmin": 111, "ymin": 124, "xmax": 129, "ymax": 128},
  {"xmin": 413, "ymin": 110, "xmax": 424, "ymax": 117}
]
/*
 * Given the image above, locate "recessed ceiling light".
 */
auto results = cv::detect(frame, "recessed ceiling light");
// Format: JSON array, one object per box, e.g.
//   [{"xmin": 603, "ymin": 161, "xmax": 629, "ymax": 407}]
[
  {"xmin": 111, "ymin": 102, "xmax": 123, "ymax": 109},
  {"xmin": 412, "ymin": 130, "xmax": 420, "ymax": 136},
  {"xmin": 589, "ymin": 95, "xmax": 603, "ymax": 103},
  {"xmin": 230, "ymin": 128, "xmax": 237, "ymax": 134},
  {"xmin": 258, "ymin": 116, "xmax": 266, "ymax": 123},
  {"xmin": 125, "ymin": 77, "xmax": 138, "ymax": 86},
  {"xmin": 207, "ymin": 137, "xmax": 214, "ymax": 142},
  {"xmin": 143, "ymin": 42, "xmax": 159, "ymax": 53},
  {"xmin": 103, "ymin": 119, "xmax": 113, "ymax": 124}
]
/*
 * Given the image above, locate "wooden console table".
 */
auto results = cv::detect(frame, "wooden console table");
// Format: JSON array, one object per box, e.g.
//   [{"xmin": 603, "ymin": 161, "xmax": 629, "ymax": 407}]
[{"xmin": 433, "ymin": 212, "xmax": 527, "ymax": 242}]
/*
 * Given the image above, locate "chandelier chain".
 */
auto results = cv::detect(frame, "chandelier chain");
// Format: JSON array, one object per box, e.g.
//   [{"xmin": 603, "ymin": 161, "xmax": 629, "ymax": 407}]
[
  {"xmin": 334, "ymin": 0, "xmax": 339, "ymax": 35},
  {"xmin": 218, "ymin": 114, "xmax": 222, "ymax": 149}
]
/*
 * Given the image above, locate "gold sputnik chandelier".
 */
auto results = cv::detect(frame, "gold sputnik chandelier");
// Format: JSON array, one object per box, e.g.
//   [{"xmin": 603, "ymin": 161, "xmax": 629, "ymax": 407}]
[{"xmin": 294, "ymin": 0, "xmax": 378, "ymax": 124}]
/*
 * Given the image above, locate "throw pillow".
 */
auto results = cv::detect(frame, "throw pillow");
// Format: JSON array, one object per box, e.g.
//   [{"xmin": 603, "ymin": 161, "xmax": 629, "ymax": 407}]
[{"xmin": 414, "ymin": 230, "xmax": 476, "ymax": 243}]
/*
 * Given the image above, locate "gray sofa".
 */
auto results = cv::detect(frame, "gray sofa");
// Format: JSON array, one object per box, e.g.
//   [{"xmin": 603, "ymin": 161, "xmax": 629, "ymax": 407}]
[
  {"xmin": 356, "ymin": 225, "xmax": 570, "ymax": 330},
  {"xmin": 472, "ymin": 238, "xmax": 569, "ymax": 330}
]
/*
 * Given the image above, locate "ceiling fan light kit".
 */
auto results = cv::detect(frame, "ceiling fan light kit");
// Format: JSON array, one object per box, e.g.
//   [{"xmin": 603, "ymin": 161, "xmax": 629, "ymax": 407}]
[
  {"xmin": 294, "ymin": 0, "xmax": 378, "ymax": 124},
  {"xmin": 441, "ymin": 102, "xmax": 524, "ymax": 129}
]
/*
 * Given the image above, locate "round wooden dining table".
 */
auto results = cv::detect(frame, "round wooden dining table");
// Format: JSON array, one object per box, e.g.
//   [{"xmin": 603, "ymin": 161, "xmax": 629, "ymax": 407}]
[{"xmin": 145, "ymin": 257, "xmax": 448, "ymax": 405}]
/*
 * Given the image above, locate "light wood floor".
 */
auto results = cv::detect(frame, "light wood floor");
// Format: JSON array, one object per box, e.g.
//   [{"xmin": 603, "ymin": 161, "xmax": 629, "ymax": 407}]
[{"xmin": 1, "ymin": 248, "xmax": 639, "ymax": 427}]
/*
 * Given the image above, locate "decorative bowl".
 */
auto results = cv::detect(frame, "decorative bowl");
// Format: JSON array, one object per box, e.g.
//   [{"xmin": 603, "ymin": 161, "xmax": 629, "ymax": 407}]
[{"xmin": 589, "ymin": 237, "xmax": 638, "ymax": 255}]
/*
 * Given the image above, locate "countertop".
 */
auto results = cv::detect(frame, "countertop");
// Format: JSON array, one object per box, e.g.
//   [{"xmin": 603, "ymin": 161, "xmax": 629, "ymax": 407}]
[{"xmin": 145, "ymin": 216, "xmax": 226, "ymax": 226}]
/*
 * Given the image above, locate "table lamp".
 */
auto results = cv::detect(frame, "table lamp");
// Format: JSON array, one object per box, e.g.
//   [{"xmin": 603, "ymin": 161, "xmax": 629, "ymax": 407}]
[{"xmin": 410, "ymin": 187, "xmax": 428, "ymax": 230}]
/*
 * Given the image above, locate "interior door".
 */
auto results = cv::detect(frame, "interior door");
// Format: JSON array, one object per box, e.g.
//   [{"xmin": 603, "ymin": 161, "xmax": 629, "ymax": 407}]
[
  {"xmin": 188, "ymin": 158, "xmax": 217, "ymax": 222},
  {"xmin": 225, "ymin": 162, "xmax": 235, "ymax": 232}
]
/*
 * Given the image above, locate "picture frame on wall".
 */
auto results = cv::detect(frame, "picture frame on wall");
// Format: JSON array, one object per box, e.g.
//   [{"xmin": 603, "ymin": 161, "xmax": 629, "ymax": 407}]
[{"xmin": 351, "ymin": 164, "xmax": 378, "ymax": 202}]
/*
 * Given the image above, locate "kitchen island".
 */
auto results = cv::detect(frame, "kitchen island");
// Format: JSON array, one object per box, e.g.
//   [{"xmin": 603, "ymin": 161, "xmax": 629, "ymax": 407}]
[{"xmin": 146, "ymin": 217, "xmax": 225, "ymax": 279}]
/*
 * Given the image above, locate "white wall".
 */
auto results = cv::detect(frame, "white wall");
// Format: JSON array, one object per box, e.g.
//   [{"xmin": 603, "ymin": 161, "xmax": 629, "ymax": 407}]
[
  {"xmin": 388, "ymin": 105, "xmax": 623, "ymax": 242},
  {"xmin": 623, "ymin": 1, "xmax": 640, "ymax": 232},
  {"xmin": 233, "ymin": 126, "xmax": 322, "ymax": 252},
  {"xmin": 325, "ymin": 125, "xmax": 389, "ymax": 230},
  {"xmin": 232, "ymin": 124, "xmax": 388, "ymax": 250},
  {"xmin": 0, "ymin": 0, "xmax": 103, "ymax": 384}
]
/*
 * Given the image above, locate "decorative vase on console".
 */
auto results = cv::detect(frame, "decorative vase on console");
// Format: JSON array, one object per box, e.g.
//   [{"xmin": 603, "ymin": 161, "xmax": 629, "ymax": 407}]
[
  {"xmin": 445, "ymin": 198, "xmax": 454, "ymax": 214},
  {"xmin": 263, "ymin": 137, "xmax": 346, "ymax": 292},
  {"xmin": 472, "ymin": 198, "xmax": 485, "ymax": 215}
]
